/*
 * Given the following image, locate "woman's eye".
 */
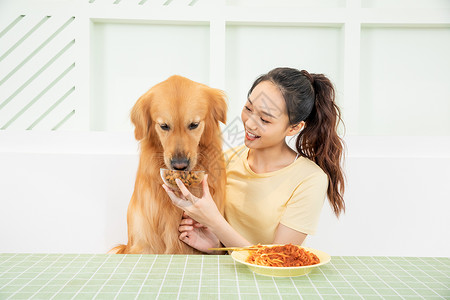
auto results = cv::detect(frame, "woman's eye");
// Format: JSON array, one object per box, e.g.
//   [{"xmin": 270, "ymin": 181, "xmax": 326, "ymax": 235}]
[
  {"xmin": 244, "ymin": 106, "xmax": 252, "ymax": 112},
  {"xmin": 260, "ymin": 118, "xmax": 270, "ymax": 124},
  {"xmin": 160, "ymin": 123, "xmax": 170, "ymax": 131},
  {"xmin": 189, "ymin": 122, "xmax": 199, "ymax": 130}
]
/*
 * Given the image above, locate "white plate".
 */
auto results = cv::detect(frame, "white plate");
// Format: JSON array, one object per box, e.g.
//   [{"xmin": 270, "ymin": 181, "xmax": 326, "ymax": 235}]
[{"xmin": 231, "ymin": 246, "xmax": 331, "ymax": 277}]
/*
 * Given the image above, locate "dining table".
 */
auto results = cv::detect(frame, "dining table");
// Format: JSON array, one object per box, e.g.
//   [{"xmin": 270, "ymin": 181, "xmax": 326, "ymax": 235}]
[{"xmin": 0, "ymin": 253, "xmax": 448, "ymax": 299}]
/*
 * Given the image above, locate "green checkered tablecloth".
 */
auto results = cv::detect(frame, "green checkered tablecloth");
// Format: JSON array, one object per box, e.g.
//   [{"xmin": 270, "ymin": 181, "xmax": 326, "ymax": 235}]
[{"xmin": 0, "ymin": 253, "xmax": 448, "ymax": 299}]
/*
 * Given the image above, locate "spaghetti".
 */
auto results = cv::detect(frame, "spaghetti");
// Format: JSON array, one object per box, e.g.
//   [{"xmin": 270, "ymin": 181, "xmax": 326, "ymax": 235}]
[{"xmin": 245, "ymin": 244, "xmax": 320, "ymax": 267}]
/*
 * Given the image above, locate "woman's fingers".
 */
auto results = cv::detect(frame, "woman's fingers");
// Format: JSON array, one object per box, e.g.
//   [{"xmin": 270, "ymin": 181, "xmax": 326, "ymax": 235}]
[
  {"xmin": 180, "ymin": 218, "xmax": 194, "ymax": 225},
  {"xmin": 175, "ymin": 179, "xmax": 192, "ymax": 198},
  {"xmin": 202, "ymin": 174, "xmax": 211, "ymax": 197},
  {"xmin": 178, "ymin": 225, "xmax": 193, "ymax": 232},
  {"xmin": 162, "ymin": 184, "xmax": 191, "ymax": 208},
  {"xmin": 179, "ymin": 231, "xmax": 189, "ymax": 242},
  {"xmin": 181, "ymin": 215, "xmax": 205, "ymax": 228}
]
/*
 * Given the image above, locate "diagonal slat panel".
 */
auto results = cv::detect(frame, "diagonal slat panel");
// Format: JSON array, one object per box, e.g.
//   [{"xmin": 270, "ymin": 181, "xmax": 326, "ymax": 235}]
[
  {"xmin": 0, "ymin": 51, "xmax": 75, "ymax": 130},
  {"xmin": 50, "ymin": 91, "xmax": 78, "ymax": 130},
  {"xmin": 0, "ymin": 16, "xmax": 50, "ymax": 62},
  {"xmin": 0, "ymin": 15, "xmax": 53, "ymax": 83},
  {"xmin": 0, "ymin": 17, "xmax": 75, "ymax": 86},
  {"xmin": 52, "ymin": 110, "xmax": 76, "ymax": 130},
  {"xmin": 0, "ymin": 16, "xmax": 75, "ymax": 99},
  {"xmin": 188, "ymin": 0, "xmax": 200, "ymax": 6},
  {"xmin": 0, "ymin": 39, "xmax": 75, "ymax": 113},
  {"xmin": 112, "ymin": 0, "xmax": 142, "ymax": 8},
  {"xmin": 142, "ymin": 0, "xmax": 167, "ymax": 6},
  {"xmin": 0, "ymin": 15, "xmax": 25, "ymax": 39},
  {"xmin": 27, "ymin": 86, "xmax": 75, "ymax": 130},
  {"xmin": 2, "ymin": 63, "xmax": 75, "ymax": 130},
  {"xmin": 0, "ymin": 15, "xmax": 76, "ymax": 129},
  {"xmin": 17, "ymin": 60, "xmax": 76, "ymax": 130},
  {"xmin": 0, "ymin": 16, "xmax": 45, "ymax": 78},
  {"xmin": 30, "ymin": 85, "xmax": 77, "ymax": 131},
  {"xmin": 87, "ymin": 0, "xmax": 199, "ymax": 6},
  {"xmin": 88, "ymin": 0, "xmax": 114, "ymax": 5}
]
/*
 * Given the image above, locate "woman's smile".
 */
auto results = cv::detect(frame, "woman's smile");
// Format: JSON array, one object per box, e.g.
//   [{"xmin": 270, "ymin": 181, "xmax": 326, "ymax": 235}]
[{"xmin": 245, "ymin": 130, "xmax": 261, "ymax": 141}]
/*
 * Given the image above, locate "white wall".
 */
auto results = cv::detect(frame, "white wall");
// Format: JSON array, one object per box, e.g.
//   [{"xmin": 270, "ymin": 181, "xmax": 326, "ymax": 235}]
[
  {"xmin": 0, "ymin": 0, "xmax": 449, "ymax": 256},
  {"xmin": 1, "ymin": 133, "xmax": 449, "ymax": 256},
  {"xmin": 0, "ymin": 132, "xmax": 137, "ymax": 253},
  {"xmin": 308, "ymin": 137, "xmax": 450, "ymax": 257}
]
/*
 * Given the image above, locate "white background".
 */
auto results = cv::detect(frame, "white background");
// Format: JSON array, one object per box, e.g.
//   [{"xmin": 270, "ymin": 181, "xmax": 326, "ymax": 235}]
[{"xmin": 0, "ymin": 0, "xmax": 449, "ymax": 257}]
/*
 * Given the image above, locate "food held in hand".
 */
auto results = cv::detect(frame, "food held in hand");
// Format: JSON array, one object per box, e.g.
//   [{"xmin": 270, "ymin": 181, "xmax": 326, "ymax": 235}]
[{"xmin": 161, "ymin": 169, "xmax": 204, "ymax": 188}]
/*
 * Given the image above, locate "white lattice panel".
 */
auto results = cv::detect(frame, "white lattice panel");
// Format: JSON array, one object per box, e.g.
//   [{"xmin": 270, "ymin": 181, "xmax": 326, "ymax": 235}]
[
  {"xmin": 88, "ymin": 0, "xmax": 207, "ymax": 7},
  {"xmin": 0, "ymin": 0, "xmax": 449, "ymax": 133},
  {"xmin": 0, "ymin": 14, "xmax": 77, "ymax": 130}
]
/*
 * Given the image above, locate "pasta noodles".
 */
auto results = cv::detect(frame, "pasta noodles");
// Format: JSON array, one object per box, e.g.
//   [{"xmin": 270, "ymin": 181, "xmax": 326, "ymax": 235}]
[{"xmin": 245, "ymin": 244, "xmax": 320, "ymax": 267}]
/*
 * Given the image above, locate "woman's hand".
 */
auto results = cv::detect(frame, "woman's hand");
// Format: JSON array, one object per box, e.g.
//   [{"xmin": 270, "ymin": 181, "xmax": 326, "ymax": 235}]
[
  {"xmin": 162, "ymin": 174, "xmax": 222, "ymax": 229},
  {"xmin": 163, "ymin": 174, "xmax": 252, "ymax": 249},
  {"xmin": 178, "ymin": 213, "xmax": 220, "ymax": 254}
]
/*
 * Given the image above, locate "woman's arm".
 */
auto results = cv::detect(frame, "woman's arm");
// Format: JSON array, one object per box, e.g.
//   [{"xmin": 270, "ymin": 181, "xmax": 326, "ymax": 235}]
[
  {"xmin": 163, "ymin": 175, "xmax": 251, "ymax": 248},
  {"xmin": 164, "ymin": 175, "xmax": 309, "ymax": 249},
  {"xmin": 273, "ymin": 223, "xmax": 307, "ymax": 245},
  {"xmin": 206, "ymin": 213, "xmax": 250, "ymax": 248}
]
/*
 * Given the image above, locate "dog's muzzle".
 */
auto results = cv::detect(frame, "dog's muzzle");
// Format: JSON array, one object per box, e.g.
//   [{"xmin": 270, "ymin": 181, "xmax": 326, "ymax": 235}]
[{"xmin": 170, "ymin": 157, "xmax": 190, "ymax": 171}]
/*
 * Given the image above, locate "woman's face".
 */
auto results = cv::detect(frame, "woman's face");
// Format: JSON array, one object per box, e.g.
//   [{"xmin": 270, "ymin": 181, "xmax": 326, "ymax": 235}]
[{"xmin": 241, "ymin": 81, "xmax": 294, "ymax": 150}]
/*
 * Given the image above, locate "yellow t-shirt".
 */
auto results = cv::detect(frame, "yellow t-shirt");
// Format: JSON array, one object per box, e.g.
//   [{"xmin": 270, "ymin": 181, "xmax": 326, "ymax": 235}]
[{"xmin": 223, "ymin": 145, "xmax": 328, "ymax": 245}]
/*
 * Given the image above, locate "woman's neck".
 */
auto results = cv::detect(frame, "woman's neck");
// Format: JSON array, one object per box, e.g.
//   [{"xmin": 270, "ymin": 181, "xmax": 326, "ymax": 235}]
[{"xmin": 247, "ymin": 144, "xmax": 297, "ymax": 173}]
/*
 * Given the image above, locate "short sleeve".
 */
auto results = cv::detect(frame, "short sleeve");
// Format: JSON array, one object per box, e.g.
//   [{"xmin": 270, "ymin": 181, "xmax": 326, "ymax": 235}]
[{"xmin": 280, "ymin": 171, "xmax": 328, "ymax": 235}]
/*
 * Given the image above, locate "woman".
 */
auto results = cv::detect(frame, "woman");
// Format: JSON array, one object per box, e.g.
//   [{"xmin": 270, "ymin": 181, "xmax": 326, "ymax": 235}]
[{"xmin": 163, "ymin": 67, "xmax": 345, "ymax": 253}]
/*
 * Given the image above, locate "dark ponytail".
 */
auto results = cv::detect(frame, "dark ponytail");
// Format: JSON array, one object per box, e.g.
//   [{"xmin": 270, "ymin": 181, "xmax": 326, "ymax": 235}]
[
  {"xmin": 302, "ymin": 71, "xmax": 345, "ymax": 217},
  {"xmin": 248, "ymin": 67, "xmax": 346, "ymax": 217}
]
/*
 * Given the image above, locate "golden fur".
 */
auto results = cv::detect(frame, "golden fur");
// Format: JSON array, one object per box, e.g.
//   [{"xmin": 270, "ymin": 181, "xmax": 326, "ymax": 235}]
[{"xmin": 109, "ymin": 75, "xmax": 227, "ymax": 254}]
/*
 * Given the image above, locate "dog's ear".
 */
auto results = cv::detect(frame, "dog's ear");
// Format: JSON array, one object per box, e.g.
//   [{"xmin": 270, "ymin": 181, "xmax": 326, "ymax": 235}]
[
  {"xmin": 208, "ymin": 87, "xmax": 227, "ymax": 124},
  {"xmin": 130, "ymin": 91, "xmax": 152, "ymax": 141}
]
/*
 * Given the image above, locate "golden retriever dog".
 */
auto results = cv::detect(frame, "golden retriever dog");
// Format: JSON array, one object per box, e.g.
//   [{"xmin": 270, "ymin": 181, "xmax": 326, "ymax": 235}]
[{"xmin": 109, "ymin": 75, "xmax": 227, "ymax": 254}]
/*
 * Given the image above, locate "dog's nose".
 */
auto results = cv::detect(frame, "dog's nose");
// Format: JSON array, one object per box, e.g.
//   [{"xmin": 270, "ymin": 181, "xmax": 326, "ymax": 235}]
[{"xmin": 171, "ymin": 157, "xmax": 190, "ymax": 171}]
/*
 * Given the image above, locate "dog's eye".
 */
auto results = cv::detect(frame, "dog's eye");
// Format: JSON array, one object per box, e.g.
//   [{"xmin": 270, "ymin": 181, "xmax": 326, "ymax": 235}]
[
  {"xmin": 189, "ymin": 122, "xmax": 199, "ymax": 130},
  {"xmin": 160, "ymin": 123, "xmax": 170, "ymax": 131}
]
